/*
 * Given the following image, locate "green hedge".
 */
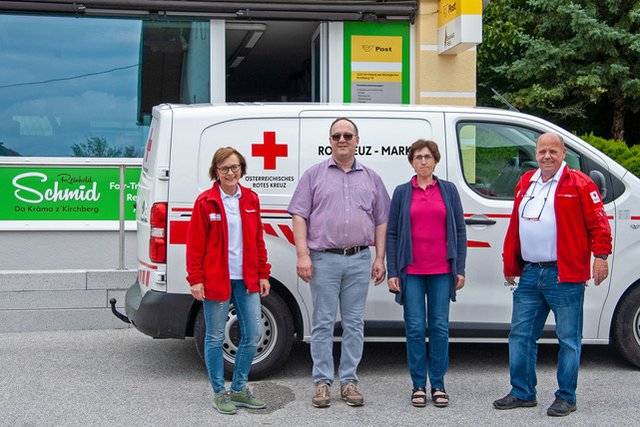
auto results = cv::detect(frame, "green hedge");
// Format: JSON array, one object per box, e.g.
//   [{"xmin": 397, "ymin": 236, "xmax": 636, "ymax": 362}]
[{"xmin": 580, "ymin": 133, "xmax": 640, "ymax": 178}]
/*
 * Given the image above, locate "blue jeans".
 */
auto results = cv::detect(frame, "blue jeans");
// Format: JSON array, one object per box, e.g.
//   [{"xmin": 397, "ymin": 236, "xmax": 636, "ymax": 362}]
[
  {"xmin": 309, "ymin": 249, "xmax": 371, "ymax": 385},
  {"xmin": 508, "ymin": 264, "xmax": 585, "ymax": 404},
  {"xmin": 202, "ymin": 279, "xmax": 262, "ymax": 394},
  {"xmin": 403, "ymin": 274, "xmax": 451, "ymax": 390}
]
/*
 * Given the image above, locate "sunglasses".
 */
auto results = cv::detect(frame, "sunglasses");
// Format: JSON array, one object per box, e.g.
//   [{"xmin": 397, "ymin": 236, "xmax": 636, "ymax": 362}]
[
  {"xmin": 330, "ymin": 133, "xmax": 355, "ymax": 142},
  {"xmin": 520, "ymin": 178, "xmax": 553, "ymax": 221}
]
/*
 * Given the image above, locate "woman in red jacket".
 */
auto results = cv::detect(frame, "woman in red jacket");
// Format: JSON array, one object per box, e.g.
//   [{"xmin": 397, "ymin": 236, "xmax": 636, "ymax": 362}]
[{"xmin": 186, "ymin": 147, "xmax": 271, "ymax": 415}]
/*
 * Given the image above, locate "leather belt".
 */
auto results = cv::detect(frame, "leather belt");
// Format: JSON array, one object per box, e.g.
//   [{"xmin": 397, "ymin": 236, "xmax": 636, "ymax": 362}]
[
  {"xmin": 526, "ymin": 261, "xmax": 557, "ymax": 268},
  {"xmin": 323, "ymin": 246, "xmax": 369, "ymax": 256}
]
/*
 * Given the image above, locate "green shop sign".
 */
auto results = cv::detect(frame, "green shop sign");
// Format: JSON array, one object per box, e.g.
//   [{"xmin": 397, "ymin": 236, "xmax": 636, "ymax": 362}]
[{"xmin": 0, "ymin": 167, "xmax": 141, "ymax": 221}]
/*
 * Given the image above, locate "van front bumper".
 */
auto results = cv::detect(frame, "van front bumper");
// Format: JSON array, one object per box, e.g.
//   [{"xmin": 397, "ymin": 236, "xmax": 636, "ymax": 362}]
[{"xmin": 124, "ymin": 281, "xmax": 195, "ymax": 339}]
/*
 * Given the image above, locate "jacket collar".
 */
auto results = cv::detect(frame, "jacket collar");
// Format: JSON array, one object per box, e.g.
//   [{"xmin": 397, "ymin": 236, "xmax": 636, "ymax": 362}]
[
  {"xmin": 206, "ymin": 181, "xmax": 248, "ymax": 203},
  {"xmin": 530, "ymin": 161, "xmax": 567, "ymax": 184}
]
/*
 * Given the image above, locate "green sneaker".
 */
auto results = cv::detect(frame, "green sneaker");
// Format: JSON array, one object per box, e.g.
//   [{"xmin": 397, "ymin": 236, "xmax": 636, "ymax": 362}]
[
  {"xmin": 230, "ymin": 386, "xmax": 267, "ymax": 409},
  {"xmin": 213, "ymin": 391, "xmax": 237, "ymax": 415}
]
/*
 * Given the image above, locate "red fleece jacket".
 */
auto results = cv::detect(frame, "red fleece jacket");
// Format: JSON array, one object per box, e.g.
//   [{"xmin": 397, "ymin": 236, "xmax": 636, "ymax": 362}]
[
  {"xmin": 186, "ymin": 182, "xmax": 271, "ymax": 301},
  {"xmin": 503, "ymin": 168, "xmax": 612, "ymax": 283}
]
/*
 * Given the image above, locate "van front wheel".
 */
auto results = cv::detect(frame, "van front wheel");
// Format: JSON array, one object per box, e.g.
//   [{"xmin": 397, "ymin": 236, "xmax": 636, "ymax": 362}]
[
  {"xmin": 612, "ymin": 285, "xmax": 640, "ymax": 368},
  {"xmin": 194, "ymin": 290, "xmax": 295, "ymax": 379}
]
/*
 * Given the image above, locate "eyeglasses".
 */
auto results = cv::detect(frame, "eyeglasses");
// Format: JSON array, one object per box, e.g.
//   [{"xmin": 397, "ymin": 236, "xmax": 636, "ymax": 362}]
[
  {"xmin": 520, "ymin": 178, "xmax": 553, "ymax": 221},
  {"xmin": 217, "ymin": 164, "xmax": 241, "ymax": 175},
  {"xmin": 413, "ymin": 154, "xmax": 433, "ymax": 162},
  {"xmin": 330, "ymin": 133, "xmax": 355, "ymax": 142}
]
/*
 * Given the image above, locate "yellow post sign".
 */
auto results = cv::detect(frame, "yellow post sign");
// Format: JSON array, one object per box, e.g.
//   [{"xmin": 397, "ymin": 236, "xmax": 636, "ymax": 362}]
[
  {"xmin": 351, "ymin": 35, "xmax": 403, "ymax": 85},
  {"xmin": 438, "ymin": 0, "xmax": 483, "ymax": 55}
]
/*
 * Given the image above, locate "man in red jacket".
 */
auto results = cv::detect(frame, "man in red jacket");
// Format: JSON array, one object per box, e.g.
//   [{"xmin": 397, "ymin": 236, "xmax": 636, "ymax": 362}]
[{"xmin": 493, "ymin": 133, "xmax": 612, "ymax": 417}]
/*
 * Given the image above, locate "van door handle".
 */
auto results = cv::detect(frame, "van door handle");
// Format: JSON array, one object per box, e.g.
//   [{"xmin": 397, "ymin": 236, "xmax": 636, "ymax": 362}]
[{"xmin": 465, "ymin": 218, "xmax": 497, "ymax": 226}]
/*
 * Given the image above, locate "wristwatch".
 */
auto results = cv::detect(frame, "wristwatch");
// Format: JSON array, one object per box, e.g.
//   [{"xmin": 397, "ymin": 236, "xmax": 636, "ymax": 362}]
[{"xmin": 595, "ymin": 254, "xmax": 608, "ymax": 260}]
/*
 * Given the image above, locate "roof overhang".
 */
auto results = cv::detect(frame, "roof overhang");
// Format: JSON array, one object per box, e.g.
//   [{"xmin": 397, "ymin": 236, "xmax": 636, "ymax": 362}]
[{"xmin": 0, "ymin": 0, "xmax": 417, "ymax": 22}]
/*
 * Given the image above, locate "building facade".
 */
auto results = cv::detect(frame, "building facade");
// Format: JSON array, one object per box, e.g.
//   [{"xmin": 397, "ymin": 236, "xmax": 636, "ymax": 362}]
[{"xmin": 0, "ymin": 0, "xmax": 483, "ymax": 331}]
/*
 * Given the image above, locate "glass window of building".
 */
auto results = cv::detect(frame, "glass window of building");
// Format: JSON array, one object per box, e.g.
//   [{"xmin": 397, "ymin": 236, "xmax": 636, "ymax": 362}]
[{"xmin": 0, "ymin": 14, "xmax": 210, "ymax": 158}]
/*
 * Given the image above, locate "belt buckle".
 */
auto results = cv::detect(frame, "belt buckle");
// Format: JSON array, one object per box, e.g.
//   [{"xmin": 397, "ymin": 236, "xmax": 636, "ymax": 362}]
[{"xmin": 344, "ymin": 246, "xmax": 359, "ymax": 256}]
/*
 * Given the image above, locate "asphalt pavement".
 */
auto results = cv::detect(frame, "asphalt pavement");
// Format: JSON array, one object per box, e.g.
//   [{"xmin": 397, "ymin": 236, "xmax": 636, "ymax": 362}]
[{"xmin": 1, "ymin": 328, "xmax": 638, "ymax": 426}]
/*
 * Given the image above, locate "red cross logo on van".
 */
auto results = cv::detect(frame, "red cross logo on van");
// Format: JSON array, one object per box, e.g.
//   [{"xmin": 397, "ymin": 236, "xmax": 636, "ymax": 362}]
[{"xmin": 252, "ymin": 131, "xmax": 288, "ymax": 170}]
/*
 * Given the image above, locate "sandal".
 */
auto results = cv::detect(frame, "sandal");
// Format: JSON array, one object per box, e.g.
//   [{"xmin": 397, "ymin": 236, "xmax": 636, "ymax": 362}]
[
  {"xmin": 431, "ymin": 388, "xmax": 449, "ymax": 408},
  {"xmin": 411, "ymin": 387, "xmax": 427, "ymax": 407}
]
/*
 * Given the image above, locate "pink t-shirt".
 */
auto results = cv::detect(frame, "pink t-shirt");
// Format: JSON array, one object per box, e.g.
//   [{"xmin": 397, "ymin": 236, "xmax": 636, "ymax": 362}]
[{"xmin": 406, "ymin": 177, "xmax": 451, "ymax": 275}]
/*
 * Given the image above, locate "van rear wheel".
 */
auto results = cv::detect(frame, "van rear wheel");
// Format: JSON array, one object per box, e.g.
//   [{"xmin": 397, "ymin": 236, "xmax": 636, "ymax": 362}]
[
  {"xmin": 194, "ymin": 290, "xmax": 294, "ymax": 380},
  {"xmin": 612, "ymin": 285, "xmax": 640, "ymax": 368}
]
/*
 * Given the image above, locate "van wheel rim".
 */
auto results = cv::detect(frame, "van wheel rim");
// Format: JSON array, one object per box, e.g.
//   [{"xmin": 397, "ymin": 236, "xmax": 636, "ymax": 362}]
[
  {"xmin": 223, "ymin": 304, "xmax": 277, "ymax": 365},
  {"xmin": 634, "ymin": 305, "xmax": 640, "ymax": 346}
]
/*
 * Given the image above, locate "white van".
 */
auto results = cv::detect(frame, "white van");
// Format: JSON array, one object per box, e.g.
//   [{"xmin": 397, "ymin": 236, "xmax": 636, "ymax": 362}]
[{"xmin": 121, "ymin": 103, "xmax": 640, "ymax": 378}]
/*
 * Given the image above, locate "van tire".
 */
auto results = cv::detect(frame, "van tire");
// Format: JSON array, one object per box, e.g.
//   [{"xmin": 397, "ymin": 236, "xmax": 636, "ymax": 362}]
[
  {"xmin": 194, "ymin": 290, "xmax": 295, "ymax": 379},
  {"xmin": 612, "ymin": 286, "xmax": 640, "ymax": 368}
]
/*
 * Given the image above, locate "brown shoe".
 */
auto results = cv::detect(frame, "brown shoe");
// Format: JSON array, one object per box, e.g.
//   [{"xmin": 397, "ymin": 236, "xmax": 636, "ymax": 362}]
[
  {"xmin": 312, "ymin": 382, "xmax": 331, "ymax": 408},
  {"xmin": 340, "ymin": 381, "xmax": 364, "ymax": 406}
]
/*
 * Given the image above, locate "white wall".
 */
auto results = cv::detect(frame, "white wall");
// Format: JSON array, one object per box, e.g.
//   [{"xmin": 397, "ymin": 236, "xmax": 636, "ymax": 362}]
[
  {"xmin": 1, "ymin": 231, "xmax": 137, "ymax": 270},
  {"xmin": 0, "ymin": 231, "xmax": 137, "ymax": 332}
]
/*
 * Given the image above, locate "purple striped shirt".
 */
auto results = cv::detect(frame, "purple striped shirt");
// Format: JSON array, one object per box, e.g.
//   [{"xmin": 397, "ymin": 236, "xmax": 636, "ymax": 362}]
[{"xmin": 288, "ymin": 158, "xmax": 390, "ymax": 251}]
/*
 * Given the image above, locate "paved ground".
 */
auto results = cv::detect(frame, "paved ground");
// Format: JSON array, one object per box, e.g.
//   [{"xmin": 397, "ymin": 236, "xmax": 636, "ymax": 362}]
[{"xmin": 1, "ymin": 328, "xmax": 638, "ymax": 426}]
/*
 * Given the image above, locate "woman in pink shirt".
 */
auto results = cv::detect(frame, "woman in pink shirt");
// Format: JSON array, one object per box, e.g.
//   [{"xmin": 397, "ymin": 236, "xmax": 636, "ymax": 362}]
[{"xmin": 386, "ymin": 139, "xmax": 467, "ymax": 408}]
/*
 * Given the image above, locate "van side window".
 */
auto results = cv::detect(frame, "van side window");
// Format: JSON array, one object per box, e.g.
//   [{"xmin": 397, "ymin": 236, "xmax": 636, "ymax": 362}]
[{"xmin": 456, "ymin": 122, "xmax": 581, "ymax": 199}]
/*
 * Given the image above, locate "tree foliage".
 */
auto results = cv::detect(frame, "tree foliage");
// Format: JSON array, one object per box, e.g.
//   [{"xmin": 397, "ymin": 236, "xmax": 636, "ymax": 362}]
[
  {"xmin": 581, "ymin": 132, "xmax": 640, "ymax": 177},
  {"xmin": 478, "ymin": 0, "xmax": 640, "ymax": 142},
  {"xmin": 71, "ymin": 136, "xmax": 141, "ymax": 158}
]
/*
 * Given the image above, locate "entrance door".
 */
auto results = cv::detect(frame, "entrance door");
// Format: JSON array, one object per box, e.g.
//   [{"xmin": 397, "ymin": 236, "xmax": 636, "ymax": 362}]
[{"xmin": 224, "ymin": 21, "xmax": 318, "ymax": 102}]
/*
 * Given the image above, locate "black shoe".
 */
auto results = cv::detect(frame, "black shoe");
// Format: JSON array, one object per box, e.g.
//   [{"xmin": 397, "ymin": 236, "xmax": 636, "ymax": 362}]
[
  {"xmin": 547, "ymin": 397, "xmax": 577, "ymax": 417},
  {"xmin": 493, "ymin": 394, "xmax": 537, "ymax": 410}
]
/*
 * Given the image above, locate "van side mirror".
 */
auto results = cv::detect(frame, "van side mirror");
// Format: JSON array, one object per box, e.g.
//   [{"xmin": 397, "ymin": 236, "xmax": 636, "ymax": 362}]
[{"xmin": 589, "ymin": 170, "xmax": 608, "ymax": 200}]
